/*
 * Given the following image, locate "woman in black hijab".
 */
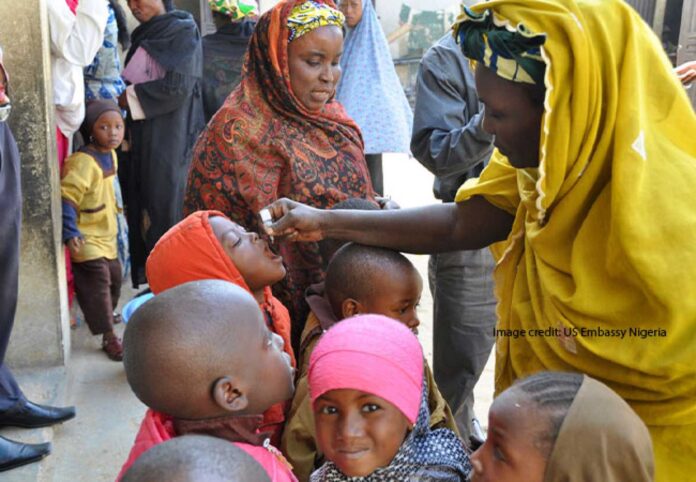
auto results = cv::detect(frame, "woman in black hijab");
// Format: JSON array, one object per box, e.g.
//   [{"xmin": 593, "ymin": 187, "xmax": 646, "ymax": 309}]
[{"xmin": 118, "ymin": 0, "xmax": 205, "ymax": 286}]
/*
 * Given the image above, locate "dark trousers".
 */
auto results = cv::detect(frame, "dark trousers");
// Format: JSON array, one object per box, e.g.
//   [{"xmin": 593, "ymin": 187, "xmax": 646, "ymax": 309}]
[
  {"xmin": 365, "ymin": 153, "xmax": 383, "ymax": 196},
  {"xmin": 72, "ymin": 258, "xmax": 122, "ymax": 335},
  {"xmin": 0, "ymin": 123, "xmax": 25, "ymax": 411}
]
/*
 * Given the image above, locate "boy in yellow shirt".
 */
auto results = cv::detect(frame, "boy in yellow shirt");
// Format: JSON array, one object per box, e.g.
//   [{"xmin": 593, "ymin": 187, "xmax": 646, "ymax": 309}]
[{"xmin": 61, "ymin": 100, "xmax": 124, "ymax": 360}]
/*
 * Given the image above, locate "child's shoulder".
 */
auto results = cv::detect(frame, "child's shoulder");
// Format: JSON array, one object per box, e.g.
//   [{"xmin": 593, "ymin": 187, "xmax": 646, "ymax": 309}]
[
  {"xmin": 63, "ymin": 150, "xmax": 103, "ymax": 170},
  {"xmin": 63, "ymin": 149, "xmax": 117, "ymax": 177},
  {"xmin": 234, "ymin": 442, "xmax": 299, "ymax": 482}
]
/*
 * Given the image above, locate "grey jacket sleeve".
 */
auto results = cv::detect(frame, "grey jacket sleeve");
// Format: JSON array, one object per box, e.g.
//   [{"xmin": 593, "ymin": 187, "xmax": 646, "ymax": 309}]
[{"xmin": 410, "ymin": 37, "xmax": 493, "ymax": 179}]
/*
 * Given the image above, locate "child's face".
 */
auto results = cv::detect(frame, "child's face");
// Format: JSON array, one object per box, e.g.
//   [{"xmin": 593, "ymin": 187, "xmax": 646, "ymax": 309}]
[
  {"xmin": 314, "ymin": 389, "xmax": 411, "ymax": 477},
  {"xmin": 236, "ymin": 306, "xmax": 295, "ymax": 413},
  {"xmin": 210, "ymin": 217, "xmax": 286, "ymax": 292},
  {"xmin": 338, "ymin": 0, "xmax": 363, "ymax": 28},
  {"xmin": 470, "ymin": 389, "xmax": 548, "ymax": 482},
  {"xmin": 91, "ymin": 110, "xmax": 125, "ymax": 152},
  {"xmin": 352, "ymin": 266, "xmax": 422, "ymax": 333}
]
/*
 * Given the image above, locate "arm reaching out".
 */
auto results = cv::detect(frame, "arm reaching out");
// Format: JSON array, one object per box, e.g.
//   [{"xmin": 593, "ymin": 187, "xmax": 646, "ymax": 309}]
[
  {"xmin": 675, "ymin": 61, "xmax": 696, "ymax": 86},
  {"xmin": 264, "ymin": 196, "xmax": 514, "ymax": 254}
]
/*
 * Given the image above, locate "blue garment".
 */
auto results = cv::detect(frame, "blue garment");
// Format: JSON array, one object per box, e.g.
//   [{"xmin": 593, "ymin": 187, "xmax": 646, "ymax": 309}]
[
  {"xmin": 84, "ymin": 5, "xmax": 126, "ymax": 101},
  {"xmin": 62, "ymin": 201, "xmax": 81, "ymax": 243},
  {"xmin": 0, "ymin": 122, "xmax": 27, "ymax": 411},
  {"xmin": 82, "ymin": 146, "xmax": 115, "ymax": 171},
  {"xmin": 121, "ymin": 292, "xmax": 154, "ymax": 323},
  {"xmin": 336, "ymin": 0, "xmax": 412, "ymax": 155}
]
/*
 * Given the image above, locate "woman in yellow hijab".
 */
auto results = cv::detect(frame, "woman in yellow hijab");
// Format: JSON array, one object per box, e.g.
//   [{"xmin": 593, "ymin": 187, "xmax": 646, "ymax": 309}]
[{"xmin": 263, "ymin": 1, "xmax": 696, "ymax": 479}]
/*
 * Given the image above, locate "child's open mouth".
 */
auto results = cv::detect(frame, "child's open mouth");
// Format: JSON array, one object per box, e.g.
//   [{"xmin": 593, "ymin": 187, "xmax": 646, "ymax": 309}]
[{"xmin": 264, "ymin": 244, "xmax": 283, "ymax": 262}]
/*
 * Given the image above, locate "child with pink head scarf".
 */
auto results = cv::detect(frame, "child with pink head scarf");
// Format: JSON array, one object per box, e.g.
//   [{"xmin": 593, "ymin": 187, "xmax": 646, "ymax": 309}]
[{"xmin": 308, "ymin": 315, "xmax": 471, "ymax": 481}]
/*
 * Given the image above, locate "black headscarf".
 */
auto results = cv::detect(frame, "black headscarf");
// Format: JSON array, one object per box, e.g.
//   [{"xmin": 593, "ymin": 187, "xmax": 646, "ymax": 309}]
[
  {"xmin": 126, "ymin": 9, "xmax": 201, "ymax": 75},
  {"xmin": 80, "ymin": 99, "xmax": 122, "ymax": 140}
]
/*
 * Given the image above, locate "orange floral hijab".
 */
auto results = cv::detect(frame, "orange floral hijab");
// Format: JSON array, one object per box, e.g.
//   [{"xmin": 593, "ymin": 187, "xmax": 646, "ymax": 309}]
[{"xmin": 185, "ymin": 0, "xmax": 374, "ymax": 332}]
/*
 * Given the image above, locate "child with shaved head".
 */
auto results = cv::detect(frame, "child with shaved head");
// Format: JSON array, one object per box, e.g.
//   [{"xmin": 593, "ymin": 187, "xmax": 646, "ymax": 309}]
[
  {"xmin": 146, "ymin": 210, "xmax": 297, "ymax": 445},
  {"xmin": 121, "ymin": 435, "xmax": 271, "ymax": 482},
  {"xmin": 282, "ymin": 243, "xmax": 458, "ymax": 481},
  {"xmin": 118, "ymin": 280, "xmax": 297, "ymax": 482}
]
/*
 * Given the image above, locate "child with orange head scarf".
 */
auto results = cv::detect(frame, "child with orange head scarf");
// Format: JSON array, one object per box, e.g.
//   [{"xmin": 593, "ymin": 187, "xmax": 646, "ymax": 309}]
[{"xmin": 145, "ymin": 210, "xmax": 295, "ymax": 445}]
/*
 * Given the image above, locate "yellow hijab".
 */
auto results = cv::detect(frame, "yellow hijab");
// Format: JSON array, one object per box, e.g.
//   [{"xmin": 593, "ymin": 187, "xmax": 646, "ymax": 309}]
[{"xmin": 454, "ymin": 1, "xmax": 696, "ymax": 479}]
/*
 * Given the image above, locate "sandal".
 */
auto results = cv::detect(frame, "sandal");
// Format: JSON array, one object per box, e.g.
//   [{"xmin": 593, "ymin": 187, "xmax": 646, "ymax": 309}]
[
  {"xmin": 102, "ymin": 335, "xmax": 124, "ymax": 361},
  {"xmin": 113, "ymin": 313, "xmax": 123, "ymax": 325}
]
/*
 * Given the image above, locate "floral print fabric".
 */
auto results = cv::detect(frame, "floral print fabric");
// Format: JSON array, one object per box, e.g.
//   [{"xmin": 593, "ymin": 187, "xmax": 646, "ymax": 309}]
[{"xmin": 184, "ymin": 0, "xmax": 374, "ymax": 337}]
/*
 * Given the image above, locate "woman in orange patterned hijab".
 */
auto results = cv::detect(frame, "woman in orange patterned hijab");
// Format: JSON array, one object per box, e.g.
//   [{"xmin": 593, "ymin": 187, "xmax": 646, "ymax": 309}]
[{"xmin": 185, "ymin": 0, "xmax": 375, "ymax": 349}]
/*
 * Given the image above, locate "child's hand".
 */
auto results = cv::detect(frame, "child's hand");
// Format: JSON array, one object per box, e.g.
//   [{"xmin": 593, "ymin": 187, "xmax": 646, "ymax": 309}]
[
  {"xmin": 67, "ymin": 237, "xmax": 85, "ymax": 256},
  {"xmin": 675, "ymin": 60, "xmax": 696, "ymax": 86},
  {"xmin": 376, "ymin": 196, "xmax": 400, "ymax": 210}
]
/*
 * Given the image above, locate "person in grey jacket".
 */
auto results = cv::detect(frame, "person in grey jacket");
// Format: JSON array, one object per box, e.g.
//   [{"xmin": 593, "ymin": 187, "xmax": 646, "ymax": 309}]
[{"xmin": 410, "ymin": 32, "xmax": 496, "ymax": 443}]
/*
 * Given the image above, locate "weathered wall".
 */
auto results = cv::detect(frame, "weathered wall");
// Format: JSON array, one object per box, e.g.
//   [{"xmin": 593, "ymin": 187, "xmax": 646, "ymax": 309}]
[{"xmin": 0, "ymin": 0, "xmax": 70, "ymax": 368}]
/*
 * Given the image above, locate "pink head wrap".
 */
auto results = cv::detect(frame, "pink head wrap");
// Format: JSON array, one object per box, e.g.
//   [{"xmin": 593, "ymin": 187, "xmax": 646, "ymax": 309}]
[{"xmin": 308, "ymin": 315, "xmax": 424, "ymax": 424}]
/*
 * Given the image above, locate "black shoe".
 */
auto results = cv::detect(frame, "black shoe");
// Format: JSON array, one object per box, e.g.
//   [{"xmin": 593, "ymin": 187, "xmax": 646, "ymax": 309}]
[
  {"xmin": 0, "ymin": 401, "xmax": 76, "ymax": 429},
  {"xmin": 0, "ymin": 436, "xmax": 50, "ymax": 472}
]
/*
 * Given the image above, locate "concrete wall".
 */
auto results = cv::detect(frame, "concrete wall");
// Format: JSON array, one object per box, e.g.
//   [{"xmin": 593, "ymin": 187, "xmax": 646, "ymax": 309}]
[{"xmin": 0, "ymin": 0, "xmax": 70, "ymax": 368}]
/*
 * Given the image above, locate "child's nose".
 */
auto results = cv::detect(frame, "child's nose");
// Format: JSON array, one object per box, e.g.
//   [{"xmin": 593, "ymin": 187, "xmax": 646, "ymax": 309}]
[
  {"xmin": 470, "ymin": 448, "xmax": 485, "ymax": 480},
  {"xmin": 409, "ymin": 312, "xmax": 420, "ymax": 328},
  {"xmin": 338, "ymin": 410, "xmax": 365, "ymax": 439}
]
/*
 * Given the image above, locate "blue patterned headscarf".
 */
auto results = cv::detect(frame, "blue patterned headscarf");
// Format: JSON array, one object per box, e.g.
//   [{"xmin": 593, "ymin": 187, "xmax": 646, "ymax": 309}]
[
  {"xmin": 336, "ymin": 0, "xmax": 412, "ymax": 154},
  {"xmin": 310, "ymin": 373, "xmax": 472, "ymax": 481}
]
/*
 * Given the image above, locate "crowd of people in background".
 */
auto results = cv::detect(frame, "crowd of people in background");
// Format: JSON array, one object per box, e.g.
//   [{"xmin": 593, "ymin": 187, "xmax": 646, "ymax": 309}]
[{"xmin": 0, "ymin": 0, "xmax": 695, "ymax": 480}]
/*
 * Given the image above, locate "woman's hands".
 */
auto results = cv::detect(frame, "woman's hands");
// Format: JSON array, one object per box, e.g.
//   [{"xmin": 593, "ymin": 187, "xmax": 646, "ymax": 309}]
[{"xmin": 263, "ymin": 198, "xmax": 327, "ymax": 242}]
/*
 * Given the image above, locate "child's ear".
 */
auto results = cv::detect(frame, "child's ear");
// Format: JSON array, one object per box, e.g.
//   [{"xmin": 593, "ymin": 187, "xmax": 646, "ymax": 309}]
[
  {"xmin": 212, "ymin": 376, "xmax": 248, "ymax": 413},
  {"xmin": 341, "ymin": 298, "xmax": 362, "ymax": 319}
]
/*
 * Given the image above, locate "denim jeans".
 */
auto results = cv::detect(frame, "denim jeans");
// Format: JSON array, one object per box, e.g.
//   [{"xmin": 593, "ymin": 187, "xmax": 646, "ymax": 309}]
[{"xmin": 428, "ymin": 248, "xmax": 496, "ymax": 439}]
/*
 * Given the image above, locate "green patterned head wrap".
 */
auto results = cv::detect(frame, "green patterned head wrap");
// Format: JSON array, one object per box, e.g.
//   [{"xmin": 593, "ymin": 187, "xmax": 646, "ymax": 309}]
[
  {"xmin": 452, "ymin": 6, "xmax": 546, "ymax": 86},
  {"xmin": 287, "ymin": 1, "xmax": 345, "ymax": 42},
  {"xmin": 208, "ymin": 0, "xmax": 259, "ymax": 21}
]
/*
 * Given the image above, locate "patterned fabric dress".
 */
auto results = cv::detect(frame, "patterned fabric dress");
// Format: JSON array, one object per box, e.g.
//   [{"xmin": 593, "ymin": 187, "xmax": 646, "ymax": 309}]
[
  {"xmin": 335, "ymin": 0, "xmax": 412, "ymax": 155},
  {"xmin": 184, "ymin": 0, "xmax": 374, "ymax": 346},
  {"xmin": 84, "ymin": 4, "xmax": 127, "ymax": 102}
]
